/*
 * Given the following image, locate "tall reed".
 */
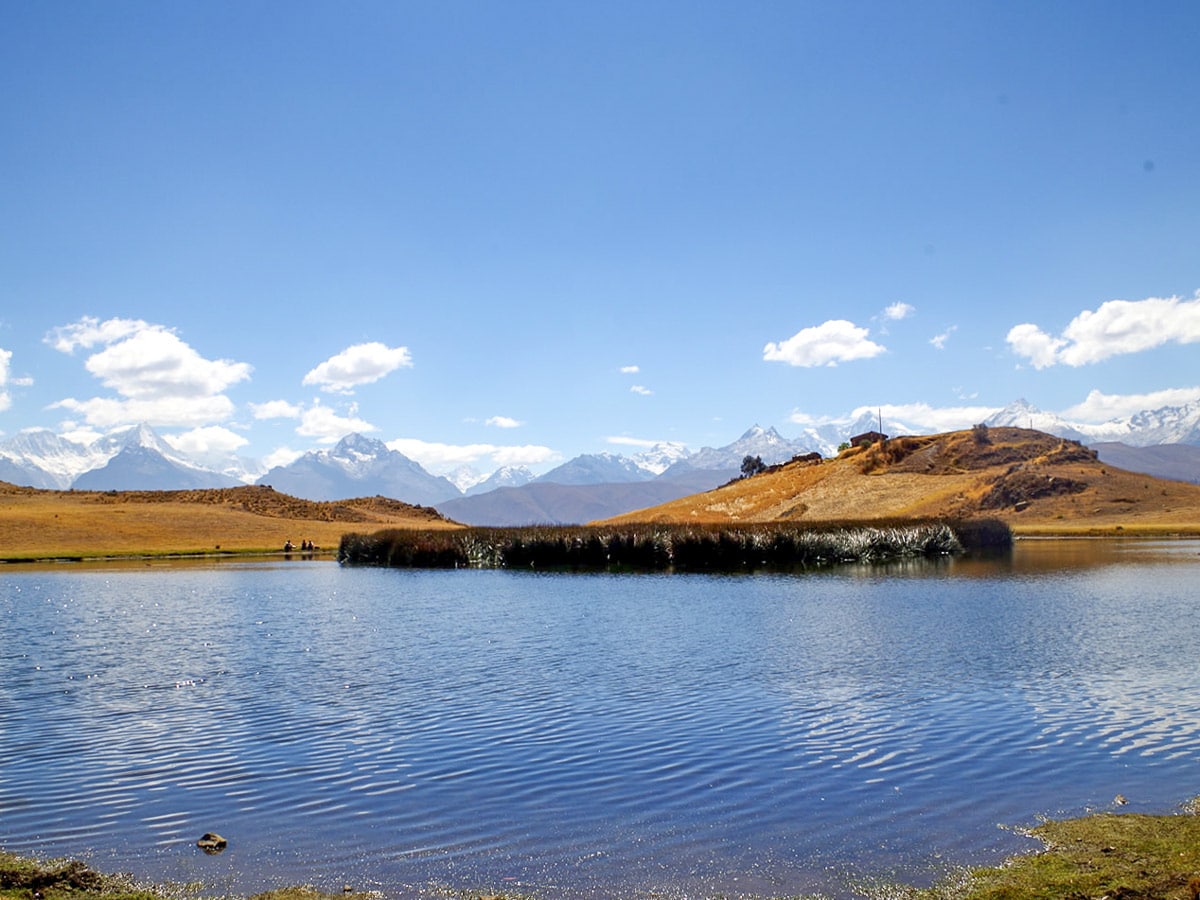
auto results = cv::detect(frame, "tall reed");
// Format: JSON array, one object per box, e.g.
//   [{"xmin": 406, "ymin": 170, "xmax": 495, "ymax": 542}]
[{"xmin": 338, "ymin": 519, "xmax": 1009, "ymax": 572}]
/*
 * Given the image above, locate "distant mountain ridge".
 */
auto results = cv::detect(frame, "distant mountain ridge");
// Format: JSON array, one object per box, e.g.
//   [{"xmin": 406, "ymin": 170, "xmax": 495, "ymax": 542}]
[
  {"xmin": 1, "ymin": 397, "xmax": 1198, "ymax": 505},
  {"xmin": 254, "ymin": 433, "xmax": 460, "ymax": 506}
]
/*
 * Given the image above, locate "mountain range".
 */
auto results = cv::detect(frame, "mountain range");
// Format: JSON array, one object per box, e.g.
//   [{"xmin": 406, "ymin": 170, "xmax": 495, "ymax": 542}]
[{"xmin": 1, "ymin": 398, "xmax": 1198, "ymax": 523}]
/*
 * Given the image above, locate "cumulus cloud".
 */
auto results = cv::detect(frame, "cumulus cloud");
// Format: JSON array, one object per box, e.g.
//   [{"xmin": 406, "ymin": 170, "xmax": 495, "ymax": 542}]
[
  {"xmin": 764, "ymin": 320, "xmax": 886, "ymax": 367},
  {"xmin": 164, "ymin": 425, "xmax": 249, "ymax": 459},
  {"xmin": 630, "ymin": 385, "xmax": 653, "ymax": 396},
  {"xmin": 302, "ymin": 342, "xmax": 413, "ymax": 393},
  {"xmin": 45, "ymin": 317, "xmax": 252, "ymax": 428},
  {"xmin": 387, "ymin": 437, "xmax": 560, "ymax": 473},
  {"xmin": 883, "ymin": 302, "xmax": 915, "ymax": 320},
  {"xmin": 1007, "ymin": 291, "xmax": 1200, "ymax": 368},
  {"xmin": 250, "ymin": 399, "xmax": 304, "ymax": 419},
  {"xmin": 485, "ymin": 415, "xmax": 523, "ymax": 429},
  {"xmin": 296, "ymin": 401, "xmax": 377, "ymax": 442},
  {"xmin": 1060, "ymin": 386, "xmax": 1200, "ymax": 422},
  {"xmin": 51, "ymin": 394, "xmax": 238, "ymax": 428}
]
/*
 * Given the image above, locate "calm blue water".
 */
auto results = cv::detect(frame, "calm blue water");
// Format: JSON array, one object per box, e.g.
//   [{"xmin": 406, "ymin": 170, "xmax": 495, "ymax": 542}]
[{"xmin": 2, "ymin": 540, "xmax": 1199, "ymax": 898}]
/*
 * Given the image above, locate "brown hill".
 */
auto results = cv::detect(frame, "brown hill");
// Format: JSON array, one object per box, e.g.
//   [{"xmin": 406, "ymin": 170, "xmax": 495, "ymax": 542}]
[
  {"xmin": 599, "ymin": 427, "xmax": 1200, "ymax": 535},
  {"xmin": 0, "ymin": 483, "xmax": 460, "ymax": 561}
]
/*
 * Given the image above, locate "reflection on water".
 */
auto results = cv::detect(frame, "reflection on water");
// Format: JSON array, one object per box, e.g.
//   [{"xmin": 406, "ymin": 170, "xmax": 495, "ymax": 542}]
[{"xmin": 1, "ymin": 541, "xmax": 1199, "ymax": 898}]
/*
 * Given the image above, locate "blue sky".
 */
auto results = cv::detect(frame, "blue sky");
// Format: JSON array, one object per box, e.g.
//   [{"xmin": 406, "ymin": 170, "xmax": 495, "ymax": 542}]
[{"xmin": 2, "ymin": 1, "xmax": 1199, "ymax": 476}]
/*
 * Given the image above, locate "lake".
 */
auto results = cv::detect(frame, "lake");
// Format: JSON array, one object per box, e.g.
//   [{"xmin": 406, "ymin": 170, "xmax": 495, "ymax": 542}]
[{"xmin": 2, "ymin": 539, "xmax": 1199, "ymax": 898}]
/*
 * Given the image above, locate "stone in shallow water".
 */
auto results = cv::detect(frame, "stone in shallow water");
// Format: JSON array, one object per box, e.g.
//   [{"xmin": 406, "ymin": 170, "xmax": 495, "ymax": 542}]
[{"xmin": 196, "ymin": 833, "xmax": 227, "ymax": 854}]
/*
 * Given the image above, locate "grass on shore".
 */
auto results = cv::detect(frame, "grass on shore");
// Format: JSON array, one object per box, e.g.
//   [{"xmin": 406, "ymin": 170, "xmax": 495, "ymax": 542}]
[
  {"xmin": 337, "ymin": 519, "xmax": 1013, "ymax": 572},
  {"xmin": 5, "ymin": 802, "xmax": 1200, "ymax": 900},
  {"xmin": 0, "ymin": 484, "xmax": 457, "ymax": 562}
]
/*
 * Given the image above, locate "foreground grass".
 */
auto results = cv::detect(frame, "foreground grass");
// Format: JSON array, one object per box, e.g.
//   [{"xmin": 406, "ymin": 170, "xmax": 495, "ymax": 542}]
[
  {"xmin": 876, "ymin": 803, "xmax": 1200, "ymax": 900},
  {"xmin": 9, "ymin": 802, "xmax": 1198, "ymax": 900}
]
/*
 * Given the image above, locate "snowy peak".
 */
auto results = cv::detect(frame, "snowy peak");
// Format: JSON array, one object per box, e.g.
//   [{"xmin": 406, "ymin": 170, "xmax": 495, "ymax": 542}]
[
  {"xmin": 631, "ymin": 441, "xmax": 692, "ymax": 476},
  {"xmin": 664, "ymin": 425, "xmax": 815, "ymax": 476},
  {"xmin": 465, "ymin": 465, "xmax": 535, "ymax": 496},
  {"xmin": 255, "ymin": 433, "xmax": 460, "ymax": 504},
  {"xmin": 536, "ymin": 451, "xmax": 656, "ymax": 486}
]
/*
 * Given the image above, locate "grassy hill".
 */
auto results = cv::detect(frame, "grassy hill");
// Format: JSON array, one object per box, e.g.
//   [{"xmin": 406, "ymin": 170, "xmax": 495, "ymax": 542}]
[
  {"xmin": 0, "ymin": 482, "xmax": 459, "ymax": 561},
  {"xmin": 600, "ymin": 427, "xmax": 1200, "ymax": 535}
]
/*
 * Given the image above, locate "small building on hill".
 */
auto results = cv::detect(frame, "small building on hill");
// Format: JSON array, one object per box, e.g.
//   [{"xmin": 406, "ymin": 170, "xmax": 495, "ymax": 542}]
[{"xmin": 850, "ymin": 430, "xmax": 888, "ymax": 448}]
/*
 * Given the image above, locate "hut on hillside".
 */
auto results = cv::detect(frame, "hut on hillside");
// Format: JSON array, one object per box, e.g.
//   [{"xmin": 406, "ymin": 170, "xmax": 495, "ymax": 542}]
[{"xmin": 849, "ymin": 430, "xmax": 888, "ymax": 448}]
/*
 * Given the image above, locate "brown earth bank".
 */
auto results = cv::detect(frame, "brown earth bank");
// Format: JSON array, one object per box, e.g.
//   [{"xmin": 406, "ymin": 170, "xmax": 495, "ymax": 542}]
[
  {"xmin": 599, "ymin": 427, "xmax": 1200, "ymax": 536},
  {"xmin": 0, "ymin": 483, "xmax": 460, "ymax": 561}
]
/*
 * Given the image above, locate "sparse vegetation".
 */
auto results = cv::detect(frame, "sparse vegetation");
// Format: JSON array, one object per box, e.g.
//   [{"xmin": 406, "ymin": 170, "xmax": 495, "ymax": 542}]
[
  {"xmin": 741, "ymin": 453, "xmax": 768, "ymax": 478},
  {"xmin": 0, "ymin": 483, "xmax": 458, "ymax": 561},
  {"xmin": 338, "ymin": 519, "xmax": 1006, "ymax": 571},
  {"xmin": 879, "ymin": 801, "xmax": 1200, "ymax": 900},
  {"xmin": 7, "ymin": 801, "xmax": 1200, "ymax": 900}
]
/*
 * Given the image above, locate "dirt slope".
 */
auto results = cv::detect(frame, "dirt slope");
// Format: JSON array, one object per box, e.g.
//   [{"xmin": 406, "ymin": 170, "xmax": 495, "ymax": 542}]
[
  {"xmin": 599, "ymin": 427, "xmax": 1200, "ymax": 535},
  {"xmin": 0, "ymin": 483, "xmax": 459, "ymax": 560}
]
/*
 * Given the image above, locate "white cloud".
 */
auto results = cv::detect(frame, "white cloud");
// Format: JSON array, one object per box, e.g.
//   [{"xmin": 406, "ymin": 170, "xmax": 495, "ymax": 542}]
[
  {"xmin": 1059, "ymin": 386, "xmax": 1200, "ymax": 423},
  {"xmin": 630, "ymin": 384, "xmax": 653, "ymax": 396},
  {"xmin": 485, "ymin": 415, "xmax": 523, "ymax": 429},
  {"xmin": 620, "ymin": 365, "xmax": 640, "ymax": 374},
  {"xmin": 164, "ymin": 425, "xmax": 249, "ymax": 458},
  {"xmin": 46, "ymin": 316, "xmax": 146, "ymax": 353},
  {"xmin": 1008, "ymin": 291, "xmax": 1200, "ymax": 368},
  {"xmin": 930, "ymin": 325, "xmax": 957, "ymax": 350},
  {"xmin": 867, "ymin": 402, "xmax": 1000, "ymax": 432},
  {"xmin": 296, "ymin": 401, "xmax": 377, "ymax": 442},
  {"xmin": 302, "ymin": 342, "xmax": 413, "ymax": 393},
  {"xmin": 605, "ymin": 435, "xmax": 673, "ymax": 449},
  {"xmin": 764, "ymin": 319, "xmax": 886, "ymax": 367},
  {"xmin": 85, "ymin": 328, "xmax": 251, "ymax": 398},
  {"xmin": 250, "ymin": 399, "xmax": 304, "ymax": 419},
  {"xmin": 386, "ymin": 437, "xmax": 560, "ymax": 474},
  {"xmin": 0, "ymin": 348, "xmax": 11, "ymax": 412},
  {"xmin": 262, "ymin": 446, "xmax": 305, "ymax": 470},
  {"xmin": 1005, "ymin": 322, "xmax": 1064, "ymax": 369},
  {"xmin": 790, "ymin": 402, "xmax": 1000, "ymax": 434},
  {"xmin": 44, "ymin": 317, "xmax": 252, "ymax": 429},
  {"xmin": 883, "ymin": 302, "xmax": 915, "ymax": 320},
  {"xmin": 51, "ymin": 394, "xmax": 238, "ymax": 428}
]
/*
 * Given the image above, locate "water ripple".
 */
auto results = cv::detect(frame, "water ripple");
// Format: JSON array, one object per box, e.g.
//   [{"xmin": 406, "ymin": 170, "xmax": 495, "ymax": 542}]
[{"xmin": 3, "ymin": 556, "xmax": 1200, "ymax": 897}]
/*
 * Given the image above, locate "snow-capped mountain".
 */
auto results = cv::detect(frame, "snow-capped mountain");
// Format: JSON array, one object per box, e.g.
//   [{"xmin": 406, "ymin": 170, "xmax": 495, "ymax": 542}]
[
  {"xmin": 0, "ymin": 424, "xmax": 242, "ymax": 490},
  {"xmin": 255, "ymin": 433, "xmax": 460, "ymax": 505},
  {"xmin": 986, "ymin": 398, "xmax": 1200, "ymax": 447},
  {"xmin": 984, "ymin": 399, "xmax": 1093, "ymax": 443},
  {"xmin": 663, "ymin": 425, "xmax": 814, "ymax": 477},
  {"xmin": 465, "ymin": 465, "xmax": 534, "ymax": 496},
  {"xmin": 630, "ymin": 441, "xmax": 692, "ymax": 475},
  {"xmin": 535, "ymin": 451, "xmax": 658, "ymax": 485},
  {"xmin": 73, "ymin": 442, "xmax": 242, "ymax": 491},
  {"xmin": 0, "ymin": 430, "xmax": 99, "ymax": 489}
]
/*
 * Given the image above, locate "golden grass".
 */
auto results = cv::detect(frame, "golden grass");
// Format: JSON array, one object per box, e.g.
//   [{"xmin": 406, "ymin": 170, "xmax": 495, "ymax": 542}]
[
  {"xmin": 0, "ymin": 483, "xmax": 460, "ymax": 560},
  {"xmin": 599, "ymin": 428, "xmax": 1200, "ymax": 536}
]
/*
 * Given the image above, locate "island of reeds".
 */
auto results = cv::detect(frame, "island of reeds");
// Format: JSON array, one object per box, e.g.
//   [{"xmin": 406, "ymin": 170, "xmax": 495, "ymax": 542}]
[{"xmin": 337, "ymin": 519, "xmax": 1012, "ymax": 572}]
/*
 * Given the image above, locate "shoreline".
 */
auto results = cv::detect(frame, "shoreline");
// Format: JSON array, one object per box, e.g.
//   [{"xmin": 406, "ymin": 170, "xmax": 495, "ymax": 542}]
[
  {"xmin": 2, "ymin": 526, "xmax": 1198, "ymax": 569},
  {"xmin": 4, "ymin": 799, "xmax": 1200, "ymax": 900}
]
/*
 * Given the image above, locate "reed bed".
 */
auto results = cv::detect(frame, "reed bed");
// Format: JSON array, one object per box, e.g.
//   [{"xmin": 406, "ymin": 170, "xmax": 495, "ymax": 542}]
[{"xmin": 337, "ymin": 519, "xmax": 1010, "ymax": 572}]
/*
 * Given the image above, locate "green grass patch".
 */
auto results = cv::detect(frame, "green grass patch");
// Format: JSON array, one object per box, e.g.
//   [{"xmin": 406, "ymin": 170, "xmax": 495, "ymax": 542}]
[{"xmin": 872, "ymin": 803, "xmax": 1200, "ymax": 900}]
